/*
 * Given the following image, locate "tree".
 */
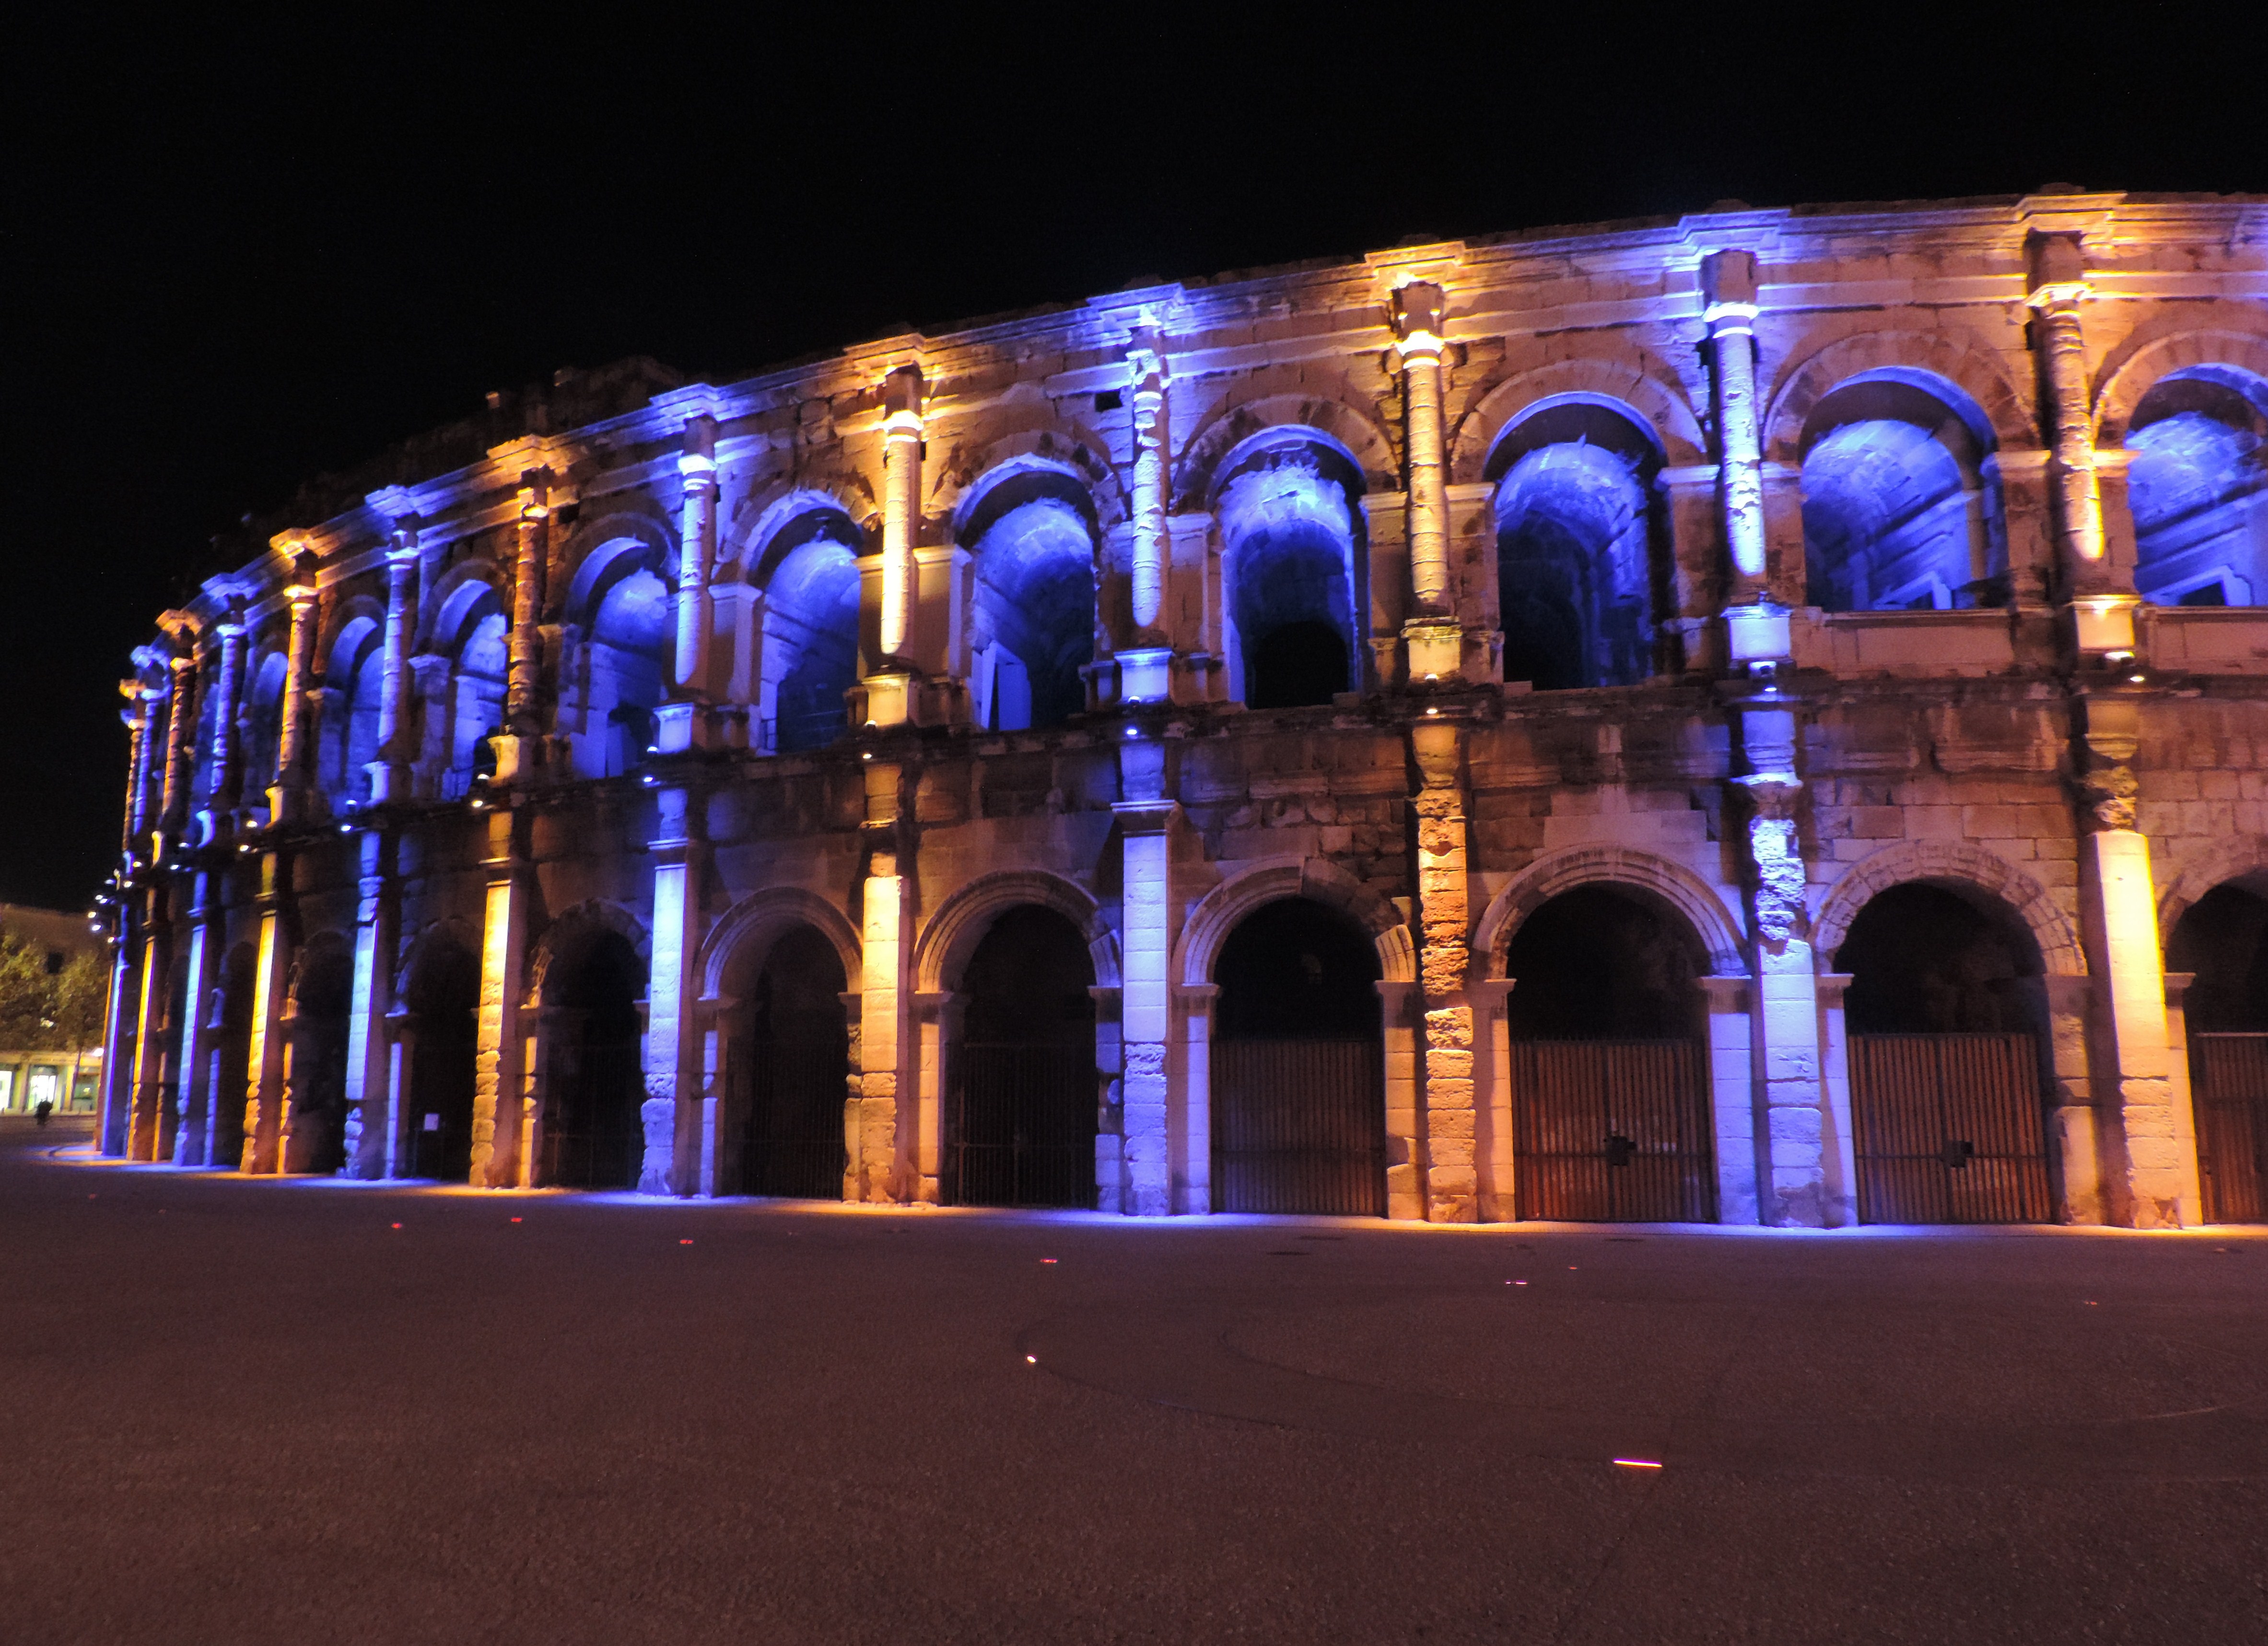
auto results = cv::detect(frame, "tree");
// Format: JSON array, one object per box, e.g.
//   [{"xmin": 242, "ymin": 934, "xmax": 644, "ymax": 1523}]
[{"xmin": 0, "ymin": 932, "xmax": 106, "ymax": 1050}]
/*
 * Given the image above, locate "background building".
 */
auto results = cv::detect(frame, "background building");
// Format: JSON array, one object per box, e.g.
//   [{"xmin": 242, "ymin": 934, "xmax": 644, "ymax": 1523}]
[
  {"xmin": 1, "ymin": 903, "xmax": 108, "ymax": 1115},
  {"xmin": 95, "ymin": 192, "xmax": 2268, "ymax": 1227}
]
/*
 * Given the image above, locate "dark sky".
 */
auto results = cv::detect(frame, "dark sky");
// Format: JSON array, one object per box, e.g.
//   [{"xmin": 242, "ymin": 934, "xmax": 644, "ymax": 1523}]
[{"xmin": 6, "ymin": 8, "xmax": 2258, "ymax": 909}]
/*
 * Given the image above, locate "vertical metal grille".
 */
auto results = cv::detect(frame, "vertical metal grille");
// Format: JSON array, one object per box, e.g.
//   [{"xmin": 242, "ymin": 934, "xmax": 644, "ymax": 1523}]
[
  {"xmin": 1511, "ymin": 1040, "xmax": 1715, "ymax": 1223},
  {"xmin": 1849, "ymin": 1033, "xmax": 2049, "ymax": 1223},
  {"xmin": 539, "ymin": 1037, "xmax": 645, "ymax": 1190},
  {"xmin": 737, "ymin": 1038, "xmax": 850, "ymax": 1199},
  {"xmin": 952, "ymin": 1044, "xmax": 1094, "ymax": 1209},
  {"xmin": 1210, "ymin": 1040, "xmax": 1385, "ymax": 1216},
  {"xmin": 2195, "ymin": 1033, "xmax": 2268, "ymax": 1223}
]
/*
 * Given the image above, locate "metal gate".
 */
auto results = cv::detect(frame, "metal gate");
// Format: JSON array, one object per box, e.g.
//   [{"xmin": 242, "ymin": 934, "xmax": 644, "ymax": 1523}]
[
  {"xmin": 736, "ymin": 1038, "xmax": 849, "ymax": 1199},
  {"xmin": 1849, "ymin": 1033, "xmax": 2050, "ymax": 1223},
  {"xmin": 1511, "ymin": 1040, "xmax": 1715, "ymax": 1222},
  {"xmin": 953, "ymin": 1043, "xmax": 1094, "ymax": 1209},
  {"xmin": 539, "ymin": 1033, "xmax": 645, "ymax": 1190},
  {"xmin": 1211, "ymin": 1040, "xmax": 1385, "ymax": 1216},
  {"xmin": 2194, "ymin": 1033, "xmax": 2268, "ymax": 1223}
]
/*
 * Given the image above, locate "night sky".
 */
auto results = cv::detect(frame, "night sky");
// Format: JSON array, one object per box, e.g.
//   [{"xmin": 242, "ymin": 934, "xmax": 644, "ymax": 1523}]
[{"xmin": 7, "ymin": 10, "xmax": 2257, "ymax": 909}]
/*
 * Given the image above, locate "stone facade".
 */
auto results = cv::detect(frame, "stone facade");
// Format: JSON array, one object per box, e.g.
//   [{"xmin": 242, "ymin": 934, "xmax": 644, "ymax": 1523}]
[{"xmin": 95, "ymin": 191, "xmax": 2268, "ymax": 1227}]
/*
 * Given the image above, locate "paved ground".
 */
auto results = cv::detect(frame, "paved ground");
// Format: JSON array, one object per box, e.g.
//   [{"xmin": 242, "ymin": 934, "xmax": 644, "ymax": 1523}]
[{"xmin": 5, "ymin": 1118, "xmax": 2266, "ymax": 1645}]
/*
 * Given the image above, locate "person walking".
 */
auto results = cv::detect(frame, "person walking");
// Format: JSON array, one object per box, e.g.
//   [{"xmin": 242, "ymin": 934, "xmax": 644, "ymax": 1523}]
[{"xmin": 33, "ymin": 1097, "xmax": 52, "ymax": 1127}]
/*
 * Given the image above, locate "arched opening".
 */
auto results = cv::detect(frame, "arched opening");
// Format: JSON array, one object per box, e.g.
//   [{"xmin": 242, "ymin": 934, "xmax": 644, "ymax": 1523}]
[
  {"xmin": 434, "ymin": 583, "xmax": 507, "ymax": 798},
  {"xmin": 398, "ymin": 936, "xmax": 479, "ymax": 1181},
  {"xmin": 566, "ymin": 543, "xmax": 671, "ymax": 779},
  {"xmin": 2166, "ymin": 882, "xmax": 2268, "ymax": 1222},
  {"xmin": 1800, "ymin": 369, "xmax": 2005, "ymax": 612},
  {"xmin": 758, "ymin": 508, "xmax": 863, "ymax": 753},
  {"xmin": 317, "ymin": 619, "xmax": 383, "ymax": 812},
  {"xmin": 1835, "ymin": 882, "xmax": 2051, "ymax": 1223},
  {"xmin": 538, "ymin": 929, "xmax": 647, "ymax": 1189},
  {"xmin": 725, "ymin": 925, "xmax": 851, "ymax": 1199},
  {"xmin": 241, "ymin": 651, "xmax": 287, "ymax": 812},
  {"xmin": 1217, "ymin": 438, "xmax": 1365, "ymax": 709},
  {"xmin": 208, "ymin": 943, "xmax": 257, "ymax": 1169},
  {"xmin": 284, "ymin": 941, "xmax": 354, "ymax": 1175},
  {"xmin": 1210, "ymin": 897, "xmax": 1384, "ymax": 1214},
  {"xmin": 1502, "ymin": 885, "xmax": 1713, "ymax": 1222},
  {"xmin": 2128, "ymin": 367, "xmax": 2268, "ymax": 607},
  {"xmin": 966, "ymin": 471, "xmax": 1097, "ymax": 732},
  {"xmin": 948, "ymin": 905, "xmax": 1097, "ymax": 1208},
  {"xmin": 1487, "ymin": 397, "xmax": 1664, "ymax": 689}
]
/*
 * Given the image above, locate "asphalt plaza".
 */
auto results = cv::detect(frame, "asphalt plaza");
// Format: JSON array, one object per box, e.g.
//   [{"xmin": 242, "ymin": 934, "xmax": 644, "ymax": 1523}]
[{"xmin": 5, "ymin": 1119, "xmax": 2265, "ymax": 1645}]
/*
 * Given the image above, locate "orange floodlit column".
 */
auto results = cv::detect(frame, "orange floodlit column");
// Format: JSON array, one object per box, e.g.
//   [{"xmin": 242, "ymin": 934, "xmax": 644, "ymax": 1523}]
[
  {"xmin": 239, "ymin": 848, "xmax": 292, "ymax": 1173},
  {"xmin": 866, "ymin": 366, "xmax": 924, "ymax": 727},
  {"xmin": 370, "ymin": 522, "xmax": 419, "ymax": 803},
  {"xmin": 853, "ymin": 760, "xmax": 906, "ymax": 1200},
  {"xmin": 2027, "ymin": 235, "xmax": 2112, "ymax": 605},
  {"xmin": 506, "ymin": 475, "xmax": 550, "ymax": 738},
  {"xmin": 268, "ymin": 571, "xmax": 319, "ymax": 824},
  {"xmin": 1410, "ymin": 718, "xmax": 1478, "ymax": 1221},
  {"xmin": 1395, "ymin": 282, "xmax": 1462, "ymax": 682},
  {"xmin": 470, "ymin": 806, "xmax": 530, "ymax": 1187}
]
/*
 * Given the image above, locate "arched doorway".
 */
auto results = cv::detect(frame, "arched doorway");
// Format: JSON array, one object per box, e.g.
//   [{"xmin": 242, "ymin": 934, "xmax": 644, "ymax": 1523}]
[
  {"xmin": 1835, "ymin": 882, "xmax": 2051, "ymax": 1223},
  {"xmin": 399, "ymin": 936, "xmax": 479, "ymax": 1181},
  {"xmin": 2167, "ymin": 882, "xmax": 2268, "ymax": 1222},
  {"xmin": 1211, "ymin": 898, "xmax": 1384, "ymax": 1215},
  {"xmin": 728, "ymin": 925, "xmax": 851, "ymax": 1199},
  {"xmin": 1503, "ymin": 886, "xmax": 1713, "ymax": 1222},
  {"xmin": 2127, "ymin": 366, "xmax": 2268, "ymax": 607},
  {"xmin": 285, "ymin": 942, "xmax": 354, "ymax": 1174},
  {"xmin": 538, "ymin": 929, "xmax": 646, "ymax": 1189},
  {"xmin": 949, "ymin": 906, "xmax": 1096, "ymax": 1208}
]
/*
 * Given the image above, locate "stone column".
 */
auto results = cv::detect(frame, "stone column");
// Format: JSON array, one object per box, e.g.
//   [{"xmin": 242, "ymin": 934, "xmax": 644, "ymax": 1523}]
[
  {"xmin": 370, "ymin": 524, "xmax": 420, "ymax": 803},
  {"xmin": 675, "ymin": 417, "xmax": 718, "ymax": 699},
  {"xmin": 2032, "ymin": 233, "xmax": 2114, "ymax": 612},
  {"xmin": 166, "ymin": 868, "xmax": 218, "ymax": 1166},
  {"xmin": 471, "ymin": 806, "xmax": 531, "ymax": 1188},
  {"xmin": 340, "ymin": 829, "xmax": 397, "ymax": 1178},
  {"xmin": 853, "ymin": 759, "xmax": 908, "ymax": 1201},
  {"xmin": 119, "ymin": 681, "xmax": 152, "ymax": 848},
  {"xmin": 158, "ymin": 645, "xmax": 199, "ymax": 837},
  {"xmin": 1733, "ymin": 689, "xmax": 1845, "ymax": 1226},
  {"xmin": 1699, "ymin": 976, "xmax": 1760, "ymax": 1224},
  {"xmin": 1395, "ymin": 282, "xmax": 1462, "ymax": 682},
  {"xmin": 124, "ymin": 885, "xmax": 173, "ymax": 1160},
  {"xmin": 203, "ymin": 611, "xmax": 249, "ymax": 823},
  {"xmin": 2072, "ymin": 694, "xmax": 2198, "ymax": 1225},
  {"xmin": 239, "ymin": 849, "xmax": 292, "ymax": 1173},
  {"xmin": 1470, "ymin": 979, "xmax": 1515, "ymax": 1220},
  {"xmin": 867, "ymin": 367, "xmax": 924, "ymax": 727},
  {"xmin": 643, "ymin": 784, "xmax": 706, "ymax": 1196},
  {"xmin": 910, "ymin": 990, "xmax": 956, "ymax": 1205},
  {"xmin": 1380, "ymin": 979, "xmax": 1423, "ymax": 1220},
  {"xmin": 1411, "ymin": 718, "xmax": 1478, "ymax": 1221},
  {"xmin": 1114, "ymin": 733, "xmax": 1176, "ymax": 1214},
  {"xmin": 269, "ymin": 571, "xmax": 320, "ymax": 824},
  {"xmin": 1703, "ymin": 250, "xmax": 1790, "ymax": 669},
  {"xmin": 1175, "ymin": 983, "xmax": 1219, "ymax": 1213},
  {"xmin": 1128, "ymin": 331, "xmax": 1172, "ymax": 648},
  {"xmin": 507, "ymin": 475, "xmax": 551, "ymax": 736},
  {"xmin": 96, "ymin": 898, "xmax": 142, "ymax": 1156}
]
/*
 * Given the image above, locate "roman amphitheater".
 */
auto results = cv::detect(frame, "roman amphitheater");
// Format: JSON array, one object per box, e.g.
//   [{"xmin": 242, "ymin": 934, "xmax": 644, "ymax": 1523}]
[{"xmin": 95, "ymin": 191, "xmax": 2268, "ymax": 1229}]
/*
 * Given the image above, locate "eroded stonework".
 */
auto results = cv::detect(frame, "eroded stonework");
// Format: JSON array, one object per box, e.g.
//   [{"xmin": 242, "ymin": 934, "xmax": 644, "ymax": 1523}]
[{"xmin": 97, "ymin": 192, "xmax": 2268, "ymax": 1228}]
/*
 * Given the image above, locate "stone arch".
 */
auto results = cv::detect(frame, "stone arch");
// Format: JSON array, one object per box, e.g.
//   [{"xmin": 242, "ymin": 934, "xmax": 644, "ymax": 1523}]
[
  {"xmin": 562, "ymin": 513, "xmax": 677, "ymax": 626},
  {"xmin": 937, "ymin": 415, "xmax": 1126, "ymax": 531},
  {"xmin": 393, "ymin": 916, "xmax": 481, "ymax": 998},
  {"xmin": 697, "ymin": 886, "xmax": 862, "ymax": 1000},
  {"xmin": 1173, "ymin": 856, "xmax": 1415, "ymax": 989},
  {"xmin": 423, "ymin": 559, "xmax": 507, "ymax": 652},
  {"xmin": 1450, "ymin": 353, "xmax": 1707, "ymax": 481},
  {"xmin": 525, "ymin": 899, "xmax": 651, "ymax": 1008},
  {"xmin": 913, "ymin": 870, "xmax": 1121, "ymax": 995},
  {"xmin": 1762, "ymin": 329, "xmax": 2038, "ymax": 463},
  {"xmin": 736, "ymin": 485, "xmax": 875, "ymax": 588},
  {"xmin": 2157, "ymin": 834, "xmax": 2268, "ymax": 943},
  {"xmin": 1812, "ymin": 841, "xmax": 2084, "ymax": 976},
  {"xmin": 2094, "ymin": 321, "xmax": 2268, "ymax": 447},
  {"xmin": 321, "ymin": 600, "xmax": 385, "ymax": 677},
  {"xmin": 1172, "ymin": 387, "xmax": 1397, "ymax": 509},
  {"xmin": 1474, "ymin": 847, "xmax": 1747, "ymax": 979}
]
